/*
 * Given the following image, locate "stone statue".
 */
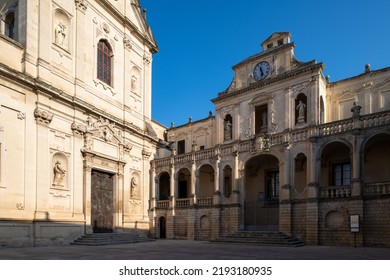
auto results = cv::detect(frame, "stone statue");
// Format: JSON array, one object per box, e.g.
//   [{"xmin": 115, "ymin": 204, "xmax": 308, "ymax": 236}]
[
  {"xmin": 53, "ymin": 160, "xmax": 66, "ymax": 186},
  {"xmin": 224, "ymin": 119, "xmax": 232, "ymax": 141},
  {"xmin": 130, "ymin": 176, "xmax": 138, "ymax": 197},
  {"xmin": 55, "ymin": 22, "xmax": 67, "ymax": 46},
  {"xmin": 296, "ymin": 100, "xmax": 306, "ymax": 124},
  {"xmin": 131, "ymin": 75, "xmax": 137, "ymax": 92}
]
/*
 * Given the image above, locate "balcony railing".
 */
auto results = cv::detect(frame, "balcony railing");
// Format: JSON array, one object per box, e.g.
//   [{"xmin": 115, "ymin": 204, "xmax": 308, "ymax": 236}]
[
  {"xmin": 363, "ymin": 182, "xmax": 390, "ymax": 196},
  {"xmin": 156, "ymin": 200, "xmax": 169, "ymax": 208},
  {"xmin": 176, "ymin": 198, "xmax": 191, "ymax": 208},
  {"xmin": 197, "ymin": 197, "xmax": 213, "ymax": 207},
  {"xmin": 319, "ymin": 186, "xmax": 352, "ymax": 199}
]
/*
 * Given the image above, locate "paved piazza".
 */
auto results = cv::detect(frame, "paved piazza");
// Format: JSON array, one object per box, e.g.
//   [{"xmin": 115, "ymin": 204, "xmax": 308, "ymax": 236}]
[{"xmin": 0, "ymin": 240, "xmax": 390, "ymax": 260}]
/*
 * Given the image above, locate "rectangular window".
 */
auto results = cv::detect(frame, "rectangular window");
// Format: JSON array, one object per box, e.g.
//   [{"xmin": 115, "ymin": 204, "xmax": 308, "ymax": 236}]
[
  {"xmin": 255, "ymin": 105, "xmax": 267, "ymax": 134},
  {"xmin": 177, "ymin": 140, "xmax": 185, "ymax": 155},
  {"xmin": 332, "ymin": 163, "xmax": 351, "ymax": 186}
]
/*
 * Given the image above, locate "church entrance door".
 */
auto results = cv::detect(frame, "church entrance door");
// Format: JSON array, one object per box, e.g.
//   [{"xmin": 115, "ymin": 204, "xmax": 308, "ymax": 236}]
[
  {"xmin": 91, "ymin": 170, "xmax": 114, "ymax": 233},
  {"xmin": 159, "ymin": 217, "xmax": 166, "ymax": 238}
]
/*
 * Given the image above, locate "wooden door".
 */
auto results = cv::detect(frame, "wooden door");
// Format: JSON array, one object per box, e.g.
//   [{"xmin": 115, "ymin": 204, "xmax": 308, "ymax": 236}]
[{"xmin": 91, "ymin": 170, "xmax": 114, "ymax": 233}]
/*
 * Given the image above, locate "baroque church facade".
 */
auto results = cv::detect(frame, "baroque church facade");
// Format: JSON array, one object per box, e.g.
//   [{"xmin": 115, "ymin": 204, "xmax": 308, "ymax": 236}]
[
  {"xmin": 0, "ymin": 0, "xmax": 166, "ymax": 246},
  {"xmin": 1, "ymin": 1, "xmax": 390, "ymax": 247}
]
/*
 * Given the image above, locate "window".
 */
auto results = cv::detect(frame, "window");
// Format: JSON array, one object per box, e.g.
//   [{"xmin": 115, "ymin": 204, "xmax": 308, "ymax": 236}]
[
  {"xmin": 255, "ymin": 105, "xmax": 267, "ymax": 134},
  {"xmin": 97, "ymin": 40, "xmax": 112, "ymax": 85},
  {"xmin": 277, "ymin": 39, "xmax": 284, "ymax": 46},
  {"xmin": 267, "ymin": 43, "xmax": 273, "ymax": 49},
  {"xmin": 177, "ymin": 140, "xmax": 185, "ymax": 155},
  {"xmin": 5, "ymin": 12, "xmax": 16, "ymax": 40},
  {"xmin": 332, "ymin": 163, "xmax": 351, "ymax": 186}
]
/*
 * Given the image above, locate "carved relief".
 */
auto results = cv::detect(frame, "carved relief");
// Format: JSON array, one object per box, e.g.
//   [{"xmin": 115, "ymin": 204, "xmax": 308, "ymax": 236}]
[
  {"xmin": 123, "ymin": 35, "xmax": 132, "ymax": 50},
  {"xmin": 143, "ymin": 53, "xmax": 151, "ymax": 65},
  {"xmin": 53, "ymin": 9, "xmax": 71, "ymax": 50},
  {"xmin": 85, "ymin": 116, "xmax": 122, "ymax": 144},
  {"xmin": 250, "ymin": 133, "xmax": 270, "ymax": 154},
  {"xmin": 34, "ymin": 108, "xmax": 54, "ymax": 125},
  {"xmin": 17, "ymin": 112, "xmax": 26, "ymax": 120}
]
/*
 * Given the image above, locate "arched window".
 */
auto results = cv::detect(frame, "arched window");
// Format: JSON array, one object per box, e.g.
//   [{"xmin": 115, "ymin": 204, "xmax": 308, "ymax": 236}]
[
  {"xmin": 5, "ymin": 12, "xmax": 16, "ymax": 40},
  {"xmin": 97, "ymin": 40, "xmax": 112, "ymax": 86}
]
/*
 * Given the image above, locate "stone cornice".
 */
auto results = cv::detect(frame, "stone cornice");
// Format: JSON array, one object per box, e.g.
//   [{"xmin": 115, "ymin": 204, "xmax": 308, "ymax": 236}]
[
  {"xmin": 95, "ymin": 0, "xmax": 158, "ymax": 53},
  {"xmin": 212, "ymin": 63, "xmax": 324, "ymax": 104},
  {"xmin": 0, "ymin": 62, "xmax": 161, "ymax": 145}
]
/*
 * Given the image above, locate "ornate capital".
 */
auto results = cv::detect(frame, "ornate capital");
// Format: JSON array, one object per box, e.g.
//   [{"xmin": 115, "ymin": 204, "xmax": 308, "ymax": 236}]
[
  {"xmin": 75, "ymin": 0, "xmax": 87, "ymax": 13},
  {"xmin": 143, "ymin": 53, "xmax": 151, "ymax": 65},
  {"xmin": 123, "ymin": 35, "xmax": 132, "ymax": 50},
  {"xmin": 71, "ymin": 121, "xmax": 87, "ymax": 136},
  {"xmin": 142, "ymin": 149, "xmax": 151, "ymax": 159},
  {"xmin": 34, "ymin": 108, "xmax": 54, "ymax": 126}
]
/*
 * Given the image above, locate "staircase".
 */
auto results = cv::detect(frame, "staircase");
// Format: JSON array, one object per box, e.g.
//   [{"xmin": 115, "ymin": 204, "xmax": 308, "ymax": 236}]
[
  {"xmin": 71, "ymin": 233, "xmax": 154, "ymax": 246},
  {"xmin": 212, "ymin": 231, "xmax": 305, "ymax": 247}
]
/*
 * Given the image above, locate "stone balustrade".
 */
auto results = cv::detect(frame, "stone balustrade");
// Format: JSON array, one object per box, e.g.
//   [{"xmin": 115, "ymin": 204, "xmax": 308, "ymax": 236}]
[
  {"xmin": 363, "ymin": 182, "xmax": 390, "ymax": 196},
  {"xmin": 156, "ymin": 200, "xmax": 169, "ymax": 208},
  {"xmin": 319, "ymin": 185, "xmax": 352, "ymax": 198},
  {"xmin": 197, "ymin": 197, "xmax": 213, "ymax": 207},
  {"xmin": 176, "ymin": 198, "xmax": 191, "ymax": 208}
]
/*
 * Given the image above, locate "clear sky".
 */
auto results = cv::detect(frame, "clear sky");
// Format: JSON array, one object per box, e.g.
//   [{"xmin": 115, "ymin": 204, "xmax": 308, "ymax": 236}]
[{"xmin": 142, "ymin": 0, "xmax": 390, "ymax": 128}]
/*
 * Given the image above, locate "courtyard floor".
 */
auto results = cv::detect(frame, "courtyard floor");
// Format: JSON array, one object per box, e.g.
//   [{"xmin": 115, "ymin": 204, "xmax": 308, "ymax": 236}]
[{"xmin": 0, "ymin": 239, "xmax": 390, "ymax": 260}]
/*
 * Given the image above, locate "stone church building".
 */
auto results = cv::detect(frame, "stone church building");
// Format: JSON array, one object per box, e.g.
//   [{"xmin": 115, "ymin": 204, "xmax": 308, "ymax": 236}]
[{"xmin": 1, "ymin": 1, "xmax": 390, "ymax": 247}]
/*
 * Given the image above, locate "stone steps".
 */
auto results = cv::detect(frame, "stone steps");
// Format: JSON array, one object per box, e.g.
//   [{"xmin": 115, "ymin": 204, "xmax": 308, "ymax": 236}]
[
  {"xmin": 212, "ymin": 231, "xmax": 305, "ymax": 247},
  {"xmin": 71, "ymin": 233, "xmax": 154, "ymax": 246}
]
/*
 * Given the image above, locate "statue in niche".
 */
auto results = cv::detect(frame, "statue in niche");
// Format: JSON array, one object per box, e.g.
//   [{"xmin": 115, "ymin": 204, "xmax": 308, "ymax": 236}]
[
  {"xmin": 130, "ymin": 176, "xmax": 138, "ymax": 197},
  {"xmin": 296, "ymin": 100, "xmax": 306, "ymax": 124},
  {"xmin": 53, "ymin": 160, "xmax": 66, "ymax": 186},
  {"xmin": 224, "ymin": 119, "xmax": 232, "ymax": 141},
  {"xmin": 55, "ymin": 21, "xmax": 67, "ymax": 47},
  {"xmin": 131, "ymin": 75, "xmax": 138, "ymax": 93}
]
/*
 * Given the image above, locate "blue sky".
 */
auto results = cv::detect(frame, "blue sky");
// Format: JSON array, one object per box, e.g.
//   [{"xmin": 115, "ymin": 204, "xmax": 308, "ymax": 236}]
[{"xmin": 142, "ymin": 0, "xmax": 390, "ymax": 127}]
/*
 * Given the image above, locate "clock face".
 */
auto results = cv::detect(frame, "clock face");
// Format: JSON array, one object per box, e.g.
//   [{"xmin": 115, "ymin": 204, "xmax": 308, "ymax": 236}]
[{"xmin": 253, "ymin": 61, "xmax": 270, "ymax": 81}]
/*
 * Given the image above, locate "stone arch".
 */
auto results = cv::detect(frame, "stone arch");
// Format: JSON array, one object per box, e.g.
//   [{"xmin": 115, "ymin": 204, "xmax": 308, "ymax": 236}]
[
  {"xmin": 157, "ymin": 171, "xmax": 170, "ymax": 200},
  {"xmin": 319, "ymin": 140, "xmax": 352, "ymax": 187},
  {"xmin": 198, "ymin": 164, "xmax": 214, "ymax": 198},
  {"xmin": 362, "ymin": 132, "xmax": 390, "ymax": 184},
  {"xmin": 177, "ymin": 168, "xmax": 191, "ymax": 199},
  {"xmin": 243, "ymin": 154, "xmax": 280, "ymax": 231}
]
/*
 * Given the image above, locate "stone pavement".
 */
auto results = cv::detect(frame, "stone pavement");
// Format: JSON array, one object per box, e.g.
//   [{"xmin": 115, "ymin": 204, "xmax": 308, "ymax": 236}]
[{"xmin": 0, "ymin": 240, "xmax": 390, "ymax": 260}]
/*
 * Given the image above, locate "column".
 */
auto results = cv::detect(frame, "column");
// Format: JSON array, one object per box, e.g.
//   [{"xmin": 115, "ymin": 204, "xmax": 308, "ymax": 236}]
[
  {"xmin": 306, "ymin": 137, "xmax": 319, "ymax": 245},
  {"xmin": 190, "ymin": 158, "xmax": 196, "ymax": 205},
  {"xmin": 150, "ymin": 163, "xmax": 156, "ymax": 209},
  {"xmin": 213, "ymin": 153, "xmax": 221, "ymax": 205}
]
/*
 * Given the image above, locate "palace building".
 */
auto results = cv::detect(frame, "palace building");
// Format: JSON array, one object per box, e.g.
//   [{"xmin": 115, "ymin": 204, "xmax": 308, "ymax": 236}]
[
  {"xmin": 1, "ymin": 1, "xmax": 390, "ymax": 247},
  {"xmin": 150, "ymin": 33, "xmax": 390, "ymax": 247}
]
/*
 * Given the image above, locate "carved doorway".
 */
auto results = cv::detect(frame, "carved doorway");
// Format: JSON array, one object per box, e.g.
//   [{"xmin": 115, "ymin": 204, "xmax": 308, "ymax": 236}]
[
  {"xmin": 91, "ymin": 170, "xmax": 114, "ymax": 233},
  {"xmin": 159, "ymin": 217, "xmax": 166, "ymax": 239}
]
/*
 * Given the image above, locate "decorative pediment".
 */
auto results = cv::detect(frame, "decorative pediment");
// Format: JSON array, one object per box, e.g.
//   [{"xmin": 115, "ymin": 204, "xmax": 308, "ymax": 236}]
[
  {"xmin": 249, "ymin": 92, "xmax": 273, "ymax": 106},
  {"xmin": 86, "ymin": 116, "xmax": 122, "ymax": 145}
]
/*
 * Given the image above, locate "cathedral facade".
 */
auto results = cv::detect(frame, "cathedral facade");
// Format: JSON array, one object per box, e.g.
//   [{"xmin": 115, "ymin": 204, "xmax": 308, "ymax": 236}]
[
  {"xmin": 0, "ymin": 0, "xmax": 165, "ymax": 246},
  {"xmin": 150, "ymin": 33, "xmax": 390, "ymax": 247}
]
